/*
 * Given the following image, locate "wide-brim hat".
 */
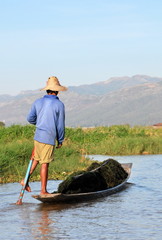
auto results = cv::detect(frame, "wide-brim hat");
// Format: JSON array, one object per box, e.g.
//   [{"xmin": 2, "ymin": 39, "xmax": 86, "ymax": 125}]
[{"xmin": 41, "ymin": 76, "xmax": 68, "ymax": 91}]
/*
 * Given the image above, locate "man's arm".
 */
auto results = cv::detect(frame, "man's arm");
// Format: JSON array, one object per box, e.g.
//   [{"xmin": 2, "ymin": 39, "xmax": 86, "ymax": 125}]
[
  {"xmin": 56, "ymin": 103, "xmax": 65, "ymax": 146},
  {"xmin": 27, "ymin": 103, "xmax": 37, "ymax": 125}
]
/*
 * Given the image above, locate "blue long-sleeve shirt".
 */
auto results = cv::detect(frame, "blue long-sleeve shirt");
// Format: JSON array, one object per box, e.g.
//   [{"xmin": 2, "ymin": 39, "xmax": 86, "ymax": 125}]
[{"xmin": 27, "ymin": 95, "xmax": 65, "ymax": 145}]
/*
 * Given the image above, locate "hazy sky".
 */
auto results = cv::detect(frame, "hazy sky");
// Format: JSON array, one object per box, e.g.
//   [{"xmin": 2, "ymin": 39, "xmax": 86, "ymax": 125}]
[{"xmin": 1, "ymin": 0, "xmax": 162, "ymax": 95}]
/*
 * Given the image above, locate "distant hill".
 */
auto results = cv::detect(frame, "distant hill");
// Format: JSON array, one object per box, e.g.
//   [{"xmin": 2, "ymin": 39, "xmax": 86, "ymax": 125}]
[
  {"xmin": 68, "ymin": 75, "xmax": 162, "ymax": 95},
  {"xmin": 1, "ymin": 75, "xmax": 162, "ymax": 127}
]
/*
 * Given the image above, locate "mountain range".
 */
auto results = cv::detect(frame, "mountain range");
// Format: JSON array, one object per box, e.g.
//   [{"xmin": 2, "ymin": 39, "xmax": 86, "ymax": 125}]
[{"xmin": 1, "ymin": 75, "xmax": 162, "ymax": 127}]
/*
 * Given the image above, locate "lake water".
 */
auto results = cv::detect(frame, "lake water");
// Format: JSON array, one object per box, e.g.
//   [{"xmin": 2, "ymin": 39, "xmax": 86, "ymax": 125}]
[{"xmin": 0, "ymin": 154, "xmax": 162, "ymax": 240}]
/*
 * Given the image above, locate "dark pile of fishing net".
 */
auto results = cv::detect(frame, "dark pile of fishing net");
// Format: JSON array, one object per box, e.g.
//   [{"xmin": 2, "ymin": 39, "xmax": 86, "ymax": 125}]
[{"xmin": 57, "ymin": 159, "xmax": 128, "ymax": 194}]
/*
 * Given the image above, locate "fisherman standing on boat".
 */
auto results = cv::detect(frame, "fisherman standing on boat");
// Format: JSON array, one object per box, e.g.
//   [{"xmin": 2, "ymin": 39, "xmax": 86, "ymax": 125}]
[{"xmin": 21, "ymin": 76, "xmax": 67, "ymax": 195}]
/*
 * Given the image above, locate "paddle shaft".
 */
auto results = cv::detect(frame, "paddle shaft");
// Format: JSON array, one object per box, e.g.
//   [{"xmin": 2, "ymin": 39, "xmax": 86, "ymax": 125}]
[{"xmin": 16, "ymin": 149, "xmax": 34, "ymax": 205}]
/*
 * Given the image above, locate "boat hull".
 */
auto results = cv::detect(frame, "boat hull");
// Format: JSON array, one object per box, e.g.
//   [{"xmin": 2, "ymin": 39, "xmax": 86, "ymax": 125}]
[{"xmin": 32, "ymin": 163, "xmax": 132, "ymax": 204}]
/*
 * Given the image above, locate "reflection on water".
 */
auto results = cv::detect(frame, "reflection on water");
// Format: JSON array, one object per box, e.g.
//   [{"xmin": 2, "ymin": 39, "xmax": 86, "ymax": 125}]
[
  {"xmin": 0, "ymin": 155, "xmax": 162, "ymax": 240},
  {"xmin": 32, "ymin": 209, "xmax": 55, "ymax": 240}
]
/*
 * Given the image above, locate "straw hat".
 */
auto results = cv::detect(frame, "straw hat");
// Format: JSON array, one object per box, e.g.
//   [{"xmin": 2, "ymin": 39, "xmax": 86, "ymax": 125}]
[{"xmin": 41, "ymin": 76, "xmax": 67, "ymax": 91}]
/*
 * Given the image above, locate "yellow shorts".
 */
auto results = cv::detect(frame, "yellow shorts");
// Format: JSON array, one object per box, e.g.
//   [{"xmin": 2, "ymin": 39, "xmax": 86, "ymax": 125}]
[{"xmin": 34, "ymin": 140, "xmax": 55, "ymax": 165}]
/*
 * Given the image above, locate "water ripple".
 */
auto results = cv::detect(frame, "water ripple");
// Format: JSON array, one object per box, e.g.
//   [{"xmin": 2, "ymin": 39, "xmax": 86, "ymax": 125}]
[{"xmin": 0, "ymin": 155, "xmax": 162, "ymax": 240}]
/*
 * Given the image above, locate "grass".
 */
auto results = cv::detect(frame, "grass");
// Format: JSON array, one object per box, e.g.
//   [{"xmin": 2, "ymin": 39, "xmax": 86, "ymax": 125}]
[{"xmin": 1, "ymin": 124, "xmax": 162, "ymax": 183}]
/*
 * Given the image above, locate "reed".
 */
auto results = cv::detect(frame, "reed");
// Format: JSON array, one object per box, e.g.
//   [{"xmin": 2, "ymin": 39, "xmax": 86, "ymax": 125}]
[{"xmin": 1, "ymin": 124, "xmax": 162, "ymax": 183}]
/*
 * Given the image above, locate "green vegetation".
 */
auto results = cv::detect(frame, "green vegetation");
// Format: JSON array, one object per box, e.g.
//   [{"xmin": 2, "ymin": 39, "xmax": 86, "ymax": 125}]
[
  {"xmin": 58, "ymin": 159, "xmax": 128, "ymax": 194},
  {"xmin": 1, "ymin": 124, "xmax": 162, "ymax": 183}
]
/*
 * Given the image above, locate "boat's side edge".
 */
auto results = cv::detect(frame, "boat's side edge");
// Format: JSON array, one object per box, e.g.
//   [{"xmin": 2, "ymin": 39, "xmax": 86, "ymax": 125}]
[{"xmin": 32, "ymin": 162, "xmax": 132, "ymax": 203}]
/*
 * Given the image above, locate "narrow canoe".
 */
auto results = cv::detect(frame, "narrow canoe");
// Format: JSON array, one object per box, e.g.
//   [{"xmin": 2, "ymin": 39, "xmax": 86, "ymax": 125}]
[{"xmin": 32, "ymin": 163, "xmax": 132, "ymax": 204}]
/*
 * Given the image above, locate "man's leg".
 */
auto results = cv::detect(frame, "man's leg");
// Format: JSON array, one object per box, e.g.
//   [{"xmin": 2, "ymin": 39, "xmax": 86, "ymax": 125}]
[
  {"xmin": 20, "ymin": 159, "xmax": 39, "ymax": 192},
  {"xmin": 40, "ymin": 163, "xmax": 49, "ymax": 195},
  {"xmin": 30, "ymin": 159, "xmax": 39, "ymax": 175}
]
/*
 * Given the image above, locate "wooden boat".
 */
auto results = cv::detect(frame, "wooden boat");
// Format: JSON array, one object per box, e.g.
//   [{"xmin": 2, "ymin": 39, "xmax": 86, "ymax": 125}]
[{"xmin": 32, "ymin": 163, "xmax": 132, "ymax": 204}]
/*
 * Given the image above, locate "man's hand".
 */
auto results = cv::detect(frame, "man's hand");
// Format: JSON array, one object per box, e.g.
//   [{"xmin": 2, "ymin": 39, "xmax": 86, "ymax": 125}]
[{"xmin": 56, "ymin": 143, "xmax": 62, "ymax": 149}]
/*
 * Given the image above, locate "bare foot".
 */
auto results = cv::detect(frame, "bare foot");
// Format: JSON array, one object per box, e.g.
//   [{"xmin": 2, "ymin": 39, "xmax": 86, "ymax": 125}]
[
  {"xmin": 40, "ymin": 191, "xmax": 51, "ymax": 195},
  {"xmin": 20, "ymin": 179, "xmax": 31, "ymax": 192}
]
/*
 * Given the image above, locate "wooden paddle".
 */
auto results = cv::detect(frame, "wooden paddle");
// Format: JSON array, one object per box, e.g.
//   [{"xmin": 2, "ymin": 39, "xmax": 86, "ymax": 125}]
[{"xmin": 16, "ymin": 149, "xmax": 34, "ymax": 205}]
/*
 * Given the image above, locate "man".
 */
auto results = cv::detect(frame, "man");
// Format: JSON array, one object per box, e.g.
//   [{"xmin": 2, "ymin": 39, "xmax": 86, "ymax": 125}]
[{"xmin": 22, "ymin": 76, "xmax": 67, "ymax": 195}]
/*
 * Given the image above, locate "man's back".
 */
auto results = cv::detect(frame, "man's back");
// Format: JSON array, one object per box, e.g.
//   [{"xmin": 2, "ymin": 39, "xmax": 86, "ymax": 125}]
[{"xmin": 27, "ymin": 94, "xmax": 65, "ymax": 145}]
